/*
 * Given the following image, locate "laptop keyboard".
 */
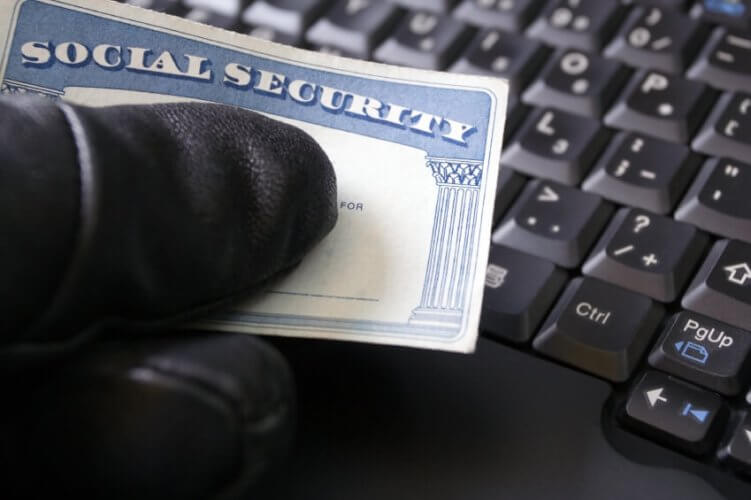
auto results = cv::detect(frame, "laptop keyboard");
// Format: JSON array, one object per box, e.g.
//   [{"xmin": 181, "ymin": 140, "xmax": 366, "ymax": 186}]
[{"xmin": 122, "ymin": 0, "xmax": 751, "ymax": 482}]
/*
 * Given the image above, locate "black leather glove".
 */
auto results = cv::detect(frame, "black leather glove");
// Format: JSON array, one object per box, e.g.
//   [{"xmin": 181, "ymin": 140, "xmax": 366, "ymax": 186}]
[{"xmin": 0, "ymin": 96, "xmax": 338, "ymax": 498}]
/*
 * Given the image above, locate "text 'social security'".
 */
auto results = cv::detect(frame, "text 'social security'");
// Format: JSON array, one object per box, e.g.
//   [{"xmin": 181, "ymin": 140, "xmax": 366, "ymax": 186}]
[{"xmin": 20, "ymin": 40, "xmax": 477, "ymax": 146}]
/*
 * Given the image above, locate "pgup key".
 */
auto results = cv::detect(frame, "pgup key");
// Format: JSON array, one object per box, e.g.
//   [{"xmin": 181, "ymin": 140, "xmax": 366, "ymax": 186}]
[
  {"xmin": 501, "ymin": 107, "xmax": 610, "ymax": 185},
  {"xmin": 649, "ymin": 312, "xmax": 751, "ymax": 395}
]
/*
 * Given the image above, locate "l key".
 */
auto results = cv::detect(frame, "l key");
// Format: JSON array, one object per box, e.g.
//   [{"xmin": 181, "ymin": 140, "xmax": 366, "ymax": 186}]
[{"xmin": 501, "ymin": 108, "xmax": 610, "ymax": 185}]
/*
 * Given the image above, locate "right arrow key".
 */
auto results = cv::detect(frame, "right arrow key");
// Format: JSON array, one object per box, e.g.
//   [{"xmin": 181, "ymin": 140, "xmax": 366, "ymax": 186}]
[{"xmin": 624, "ymin": 371, "xmax": 727, "ymax": 455}]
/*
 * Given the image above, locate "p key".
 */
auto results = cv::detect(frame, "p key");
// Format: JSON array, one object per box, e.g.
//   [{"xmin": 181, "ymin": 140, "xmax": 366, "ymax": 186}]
[{"xmin": 605, "ymin": 70, "xmax": 715, "ymax": 143}]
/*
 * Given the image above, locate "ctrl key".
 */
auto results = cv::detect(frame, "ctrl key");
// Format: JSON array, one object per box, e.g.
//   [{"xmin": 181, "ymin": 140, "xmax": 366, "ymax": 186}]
[{"xmin": 624, "ymin": 371, "xmax": 727, "ymax": 455}]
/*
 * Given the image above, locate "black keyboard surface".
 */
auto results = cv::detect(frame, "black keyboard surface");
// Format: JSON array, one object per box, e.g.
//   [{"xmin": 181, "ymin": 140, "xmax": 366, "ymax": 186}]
[{"xmin": 124, "ymin": 0, "xmax": 751, "ymax": 489}]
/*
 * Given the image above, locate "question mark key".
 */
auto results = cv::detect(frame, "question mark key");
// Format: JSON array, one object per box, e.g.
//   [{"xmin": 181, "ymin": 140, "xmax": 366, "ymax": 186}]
[{"xmin": 583, "ymin": 208, "xmax": 709, "ymax": 301}]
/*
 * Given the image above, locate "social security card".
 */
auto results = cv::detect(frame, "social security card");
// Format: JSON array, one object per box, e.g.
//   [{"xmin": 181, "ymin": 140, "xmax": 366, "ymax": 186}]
[{"xmin": 0, "ymin": 0, "xmax": 509, "ymax": 352}]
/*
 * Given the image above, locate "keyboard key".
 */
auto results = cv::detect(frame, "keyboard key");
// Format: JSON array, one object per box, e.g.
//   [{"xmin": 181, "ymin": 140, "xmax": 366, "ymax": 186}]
[
  {"xmin": 503, "ymin": 95, "xmax": 527, "ymax": 143},
  {"xmin": 527, "ymin": 0, "xmax": 625, "ymax": 52},
  {"xmin": 688, "ymin": 28, "xmax": 751, "ymax": 92},
  {"xmin": 692, "ymin": 0, "xmax": 751, "ymax": 30},
  {"xmin": 693, "ymin": 92, "xmax": 751, "ymax": 165},
  {"xmin": 649, "ymin": 312, "xmax": 751, "ymax": 395},
  {"xmin": 184, "ymin": 0, "xmax": 241, "ymax": 17},
  {"xmin": 453, "ymin": 0, "xmax": 544, "ymax": 33},
  {"xmin": 306, "ymin": 0, "xmax": 400, "ymax": 58},
  {"xmin": 500, "ymin": 108, "xmax": 610, "ymax": 185},
  {"xmin": 643, "ymin": 0, "xmax": 690, "ymax": 9},
  {"xmin": 480, "ymin": 245, "xmax": 567, "ymax": 343},
  {"xmin": 388, "ymin": 0, "xmax": 459, "ymax": 13},
  {"xmin": 624, "ymin": 371, "xmax": 727, "ymax": 455},
  {"xmin": 493, "ymin": 167, "xmax": 526, "ymax": 223},
  {"xmin": 245, "ymin": 25, "xmax": 302, "ymax": 45},
  {"xmin": 242, "ymin": 0, "xmax": 331, "ymax": 38},
  {"xmin": 373, "ymin": 11, "xmax": 472, "ymax": 69},
  {"xmin": 583, "ymin": 208, "xmax": 708, "ymax": 302},
  {"xmin": 683, "ymin": 239, "xmax": 751, "ymax": 331},
  {"xmin": 185, "ymin": 8, "xmax": 238, "ymax": 30},
  {"xmin": 492, "ymin": 180, "xmax": 612, "ymax": 268},
  {"xmin": 604, "ymin": 69, "xmax": 715, "ymax": 143},
  {"xmin": 582, "ymin": 132, "xmax": 701, "ymax": 214},
  {"xmin": 533, "ymin": 277, "xmax": 664, "ymax": 381},
  {"xmin": 522, "ymin": 48, "xmax": 630, "ymax": 118},
  {"xmin": 124, "ymin": 0, "xmax": 182, "ymax": 12},
  {"xmin": 604, "ymin": 6, "xmax": 708, "ymax": 73},
  {"xmin": 719, "ymin": 412, "xmax": 751, "ymax": 475},
  {"xmin": 450, "ymin": 29, "xmax": 548, "ymax": 95},
  {"xmin": 675, "ymin": 158, "xmax": 751, "ymax": 243}
]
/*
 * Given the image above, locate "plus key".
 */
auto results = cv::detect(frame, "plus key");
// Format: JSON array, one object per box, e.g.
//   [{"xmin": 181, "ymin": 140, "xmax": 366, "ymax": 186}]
[{"xmin": 583, "ymin": 208, "xmax": 708, "ymax": 302}]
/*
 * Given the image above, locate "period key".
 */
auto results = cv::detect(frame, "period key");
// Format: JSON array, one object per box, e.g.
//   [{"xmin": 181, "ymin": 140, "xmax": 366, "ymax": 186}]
[{"xmin": 532, "ymin": 277, "xmax": 664, "ymax": 381}]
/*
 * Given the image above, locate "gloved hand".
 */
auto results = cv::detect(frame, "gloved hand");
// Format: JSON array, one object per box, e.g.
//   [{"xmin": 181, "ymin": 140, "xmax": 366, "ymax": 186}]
[{"xmin": 0, "ymin": 96, "xmax": 338, "ymax": 499}]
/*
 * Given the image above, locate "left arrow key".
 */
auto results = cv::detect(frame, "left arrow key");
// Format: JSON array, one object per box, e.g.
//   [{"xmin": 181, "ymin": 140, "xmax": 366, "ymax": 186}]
[{"xmin": 623, "ymin": 371, "xmax": 727, "ymax": 455}]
